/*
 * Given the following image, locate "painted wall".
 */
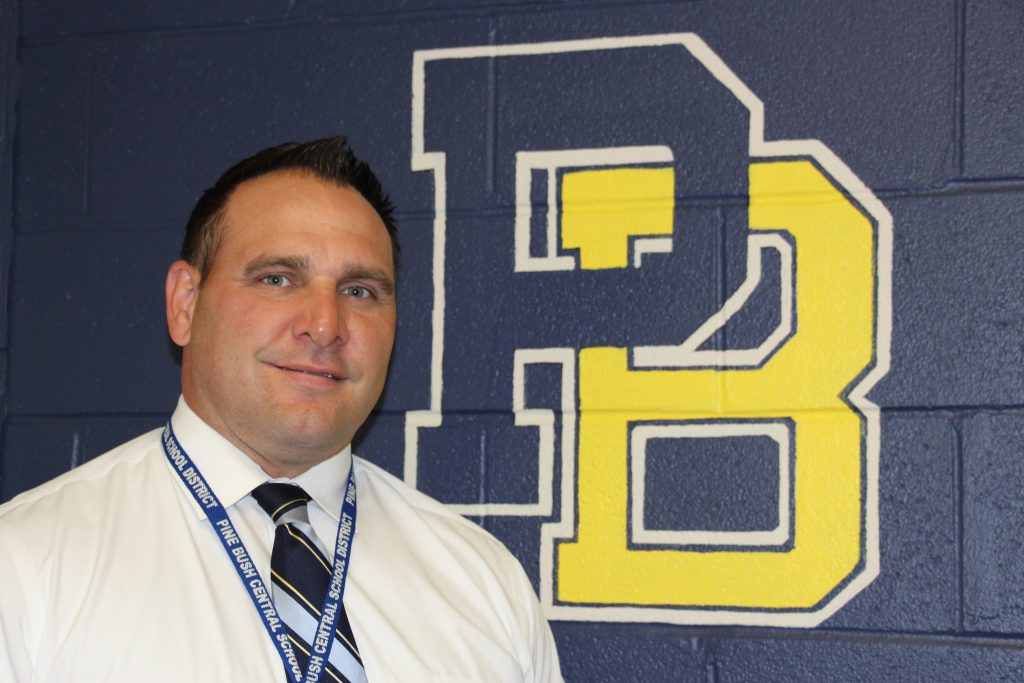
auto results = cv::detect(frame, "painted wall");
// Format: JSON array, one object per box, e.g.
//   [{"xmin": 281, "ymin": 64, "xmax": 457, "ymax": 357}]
[{"xmin": 2, "ymin": 0, "xmax": 1024, "ymax": 679}]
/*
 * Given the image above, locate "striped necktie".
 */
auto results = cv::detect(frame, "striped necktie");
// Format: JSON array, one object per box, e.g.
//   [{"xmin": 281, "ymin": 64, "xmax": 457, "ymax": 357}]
[{"xmin": 251, "ymin": 483, "xmax": 367, "ymax": 683}]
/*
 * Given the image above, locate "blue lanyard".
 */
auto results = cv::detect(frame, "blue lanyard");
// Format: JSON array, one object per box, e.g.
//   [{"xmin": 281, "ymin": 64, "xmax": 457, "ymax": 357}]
[{"xmin": 162, "ymin": 423, "xmax": 357, "ymax": 683}]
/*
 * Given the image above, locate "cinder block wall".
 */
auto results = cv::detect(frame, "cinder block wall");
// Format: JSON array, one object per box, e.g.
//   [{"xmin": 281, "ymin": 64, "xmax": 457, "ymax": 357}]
[{"xmin": 2, "ymin": 1, "xmax": 1023, "ymax": 680}]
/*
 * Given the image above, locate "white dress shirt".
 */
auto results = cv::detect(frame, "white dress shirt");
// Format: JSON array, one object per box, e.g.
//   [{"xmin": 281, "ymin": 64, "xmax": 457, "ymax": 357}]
[{"xmin": 0, "ymin": 397, "xmax": 562, "ymax": 683}]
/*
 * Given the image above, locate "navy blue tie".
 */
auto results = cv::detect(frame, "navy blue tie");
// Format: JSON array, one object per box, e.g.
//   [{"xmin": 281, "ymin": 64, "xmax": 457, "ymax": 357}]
[{"xmin": 251, "ymin": 483, "xmax": 367, "ymax": 683}]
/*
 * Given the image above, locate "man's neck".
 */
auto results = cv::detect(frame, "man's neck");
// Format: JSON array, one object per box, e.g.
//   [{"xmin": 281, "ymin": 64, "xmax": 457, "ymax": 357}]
[{"xmin": 181, "ymin": 395, "xmax": 341, "ymax": 479}]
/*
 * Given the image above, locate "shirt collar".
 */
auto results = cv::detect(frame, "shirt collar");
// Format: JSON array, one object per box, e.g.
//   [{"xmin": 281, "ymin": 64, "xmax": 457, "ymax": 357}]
[
  {"xmin": 169, "ymin": 395, "xmax": 352, "ymax": 521},
  {"xmin": 288, "ymin": 444, "xmax": 350, "ymax": 522}
]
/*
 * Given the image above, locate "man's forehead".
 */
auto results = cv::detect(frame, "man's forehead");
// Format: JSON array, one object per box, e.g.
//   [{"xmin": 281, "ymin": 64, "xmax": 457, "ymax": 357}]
[
  {"xmin": 224, "ymin": 169, "xmax": 361, "ymax": 217},
  {"xmin": 216, "ymin": 171, "xmax": 391, "ymax": 256}
]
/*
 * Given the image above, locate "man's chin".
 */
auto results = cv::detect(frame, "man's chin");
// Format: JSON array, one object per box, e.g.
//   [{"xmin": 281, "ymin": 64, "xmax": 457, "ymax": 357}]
[{"xmin": 269, "ymin": 411, "xmax": 354, "ymax": 453}]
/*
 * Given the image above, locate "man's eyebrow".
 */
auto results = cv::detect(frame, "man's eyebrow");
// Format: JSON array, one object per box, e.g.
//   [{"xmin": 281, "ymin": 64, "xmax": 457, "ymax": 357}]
[{"xmin": 242, "ymin": 254, "xmax": 313, "ymax": 277}]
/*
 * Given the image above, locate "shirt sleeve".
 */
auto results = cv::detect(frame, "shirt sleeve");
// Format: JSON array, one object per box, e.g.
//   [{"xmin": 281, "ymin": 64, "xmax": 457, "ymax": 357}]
[
  {"xmin": 506, "ymin": 560, "xmax": 563, "ymax": 683},
  {"xmin": 528, "ymin": 602, "xmax": 563, "ymax": 683},
  {"xmin": 0, "ymin": 518, "xmax": 39, "ymax": 681}
]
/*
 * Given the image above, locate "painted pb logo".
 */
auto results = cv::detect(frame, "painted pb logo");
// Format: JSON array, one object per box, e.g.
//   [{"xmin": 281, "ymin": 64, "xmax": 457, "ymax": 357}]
[{"xmin": 406, "ymin": 34, "xmax": 891, "ymax": 627}]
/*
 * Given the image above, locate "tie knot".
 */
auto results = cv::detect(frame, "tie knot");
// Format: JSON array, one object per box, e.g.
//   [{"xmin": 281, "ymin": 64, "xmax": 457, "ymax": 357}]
[{"xmin": 251, "ymin": 483, "xmax": 312, "ymax": 524}]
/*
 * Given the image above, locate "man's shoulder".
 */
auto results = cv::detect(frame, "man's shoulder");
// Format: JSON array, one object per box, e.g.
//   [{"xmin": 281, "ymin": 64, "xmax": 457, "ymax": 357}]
[
  {"xmin": 352, "ymin": 454, "xmax": 488, "ymax": 530},
  {"xmin": 349, "ymin": 456, "xmax": 562, "ymax": 681},
  {"xmin": 0, "ymin": 427, "xmax": 165, "ymax": 525},
  {"xmin": 351, "ymin": 455, "xmax": 519, "ymax": 565}
]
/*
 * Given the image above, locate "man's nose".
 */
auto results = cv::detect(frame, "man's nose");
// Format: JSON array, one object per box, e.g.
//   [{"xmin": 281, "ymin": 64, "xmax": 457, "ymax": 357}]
[{"xmin": 296, "ymin": 283, "xmax": 347, "ymax": 347}]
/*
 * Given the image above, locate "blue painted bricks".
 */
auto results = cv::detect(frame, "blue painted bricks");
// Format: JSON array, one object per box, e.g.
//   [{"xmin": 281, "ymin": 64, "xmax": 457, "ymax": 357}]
[{"xmin": 4, "ymin": 0, "xmax": 1024, "ymax": 679}]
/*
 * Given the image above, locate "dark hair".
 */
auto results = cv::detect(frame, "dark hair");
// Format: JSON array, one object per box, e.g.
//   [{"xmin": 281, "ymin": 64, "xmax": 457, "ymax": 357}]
[{"xmin": 181, "ymin": 136, "xmax": 398, "ymax": 279}]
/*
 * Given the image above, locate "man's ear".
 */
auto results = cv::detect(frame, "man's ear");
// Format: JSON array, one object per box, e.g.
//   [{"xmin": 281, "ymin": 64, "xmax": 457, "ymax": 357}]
[{"xmin": 166, "ymin": 260, "xmax": 200, "ymax": 347}]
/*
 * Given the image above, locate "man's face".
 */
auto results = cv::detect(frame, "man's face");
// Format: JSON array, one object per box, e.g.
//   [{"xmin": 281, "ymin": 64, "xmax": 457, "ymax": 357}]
[{"xmin": 167, "ymin": 170, "xmax": 396, "ymax": 476}]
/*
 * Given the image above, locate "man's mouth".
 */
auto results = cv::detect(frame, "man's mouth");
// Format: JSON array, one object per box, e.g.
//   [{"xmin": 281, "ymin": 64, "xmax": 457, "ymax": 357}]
[{"xmin": 274, "ymin": 365, "xmax": 341, "ymax": 381}]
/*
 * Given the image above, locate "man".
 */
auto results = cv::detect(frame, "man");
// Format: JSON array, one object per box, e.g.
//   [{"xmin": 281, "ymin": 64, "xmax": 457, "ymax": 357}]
[{"xmin": 0, "ymin": 138, "xmax": 563, "ymax": 682}]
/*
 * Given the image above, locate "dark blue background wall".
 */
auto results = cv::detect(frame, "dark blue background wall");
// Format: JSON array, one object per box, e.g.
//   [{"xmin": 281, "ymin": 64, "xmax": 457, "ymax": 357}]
[{"xmin": 2, "ymin": 0, "xmax": 1024, "ymax": 679}]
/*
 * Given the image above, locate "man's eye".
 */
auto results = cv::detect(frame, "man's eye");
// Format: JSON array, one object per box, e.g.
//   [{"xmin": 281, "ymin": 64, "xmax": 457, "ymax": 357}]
[
  {"xmin": 262, "ymin": 274, "xmax": 292, "ymax": 287},
  {"xmin": 343, "ymin": 285, "xmax": 373, "ymax": 299}
]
